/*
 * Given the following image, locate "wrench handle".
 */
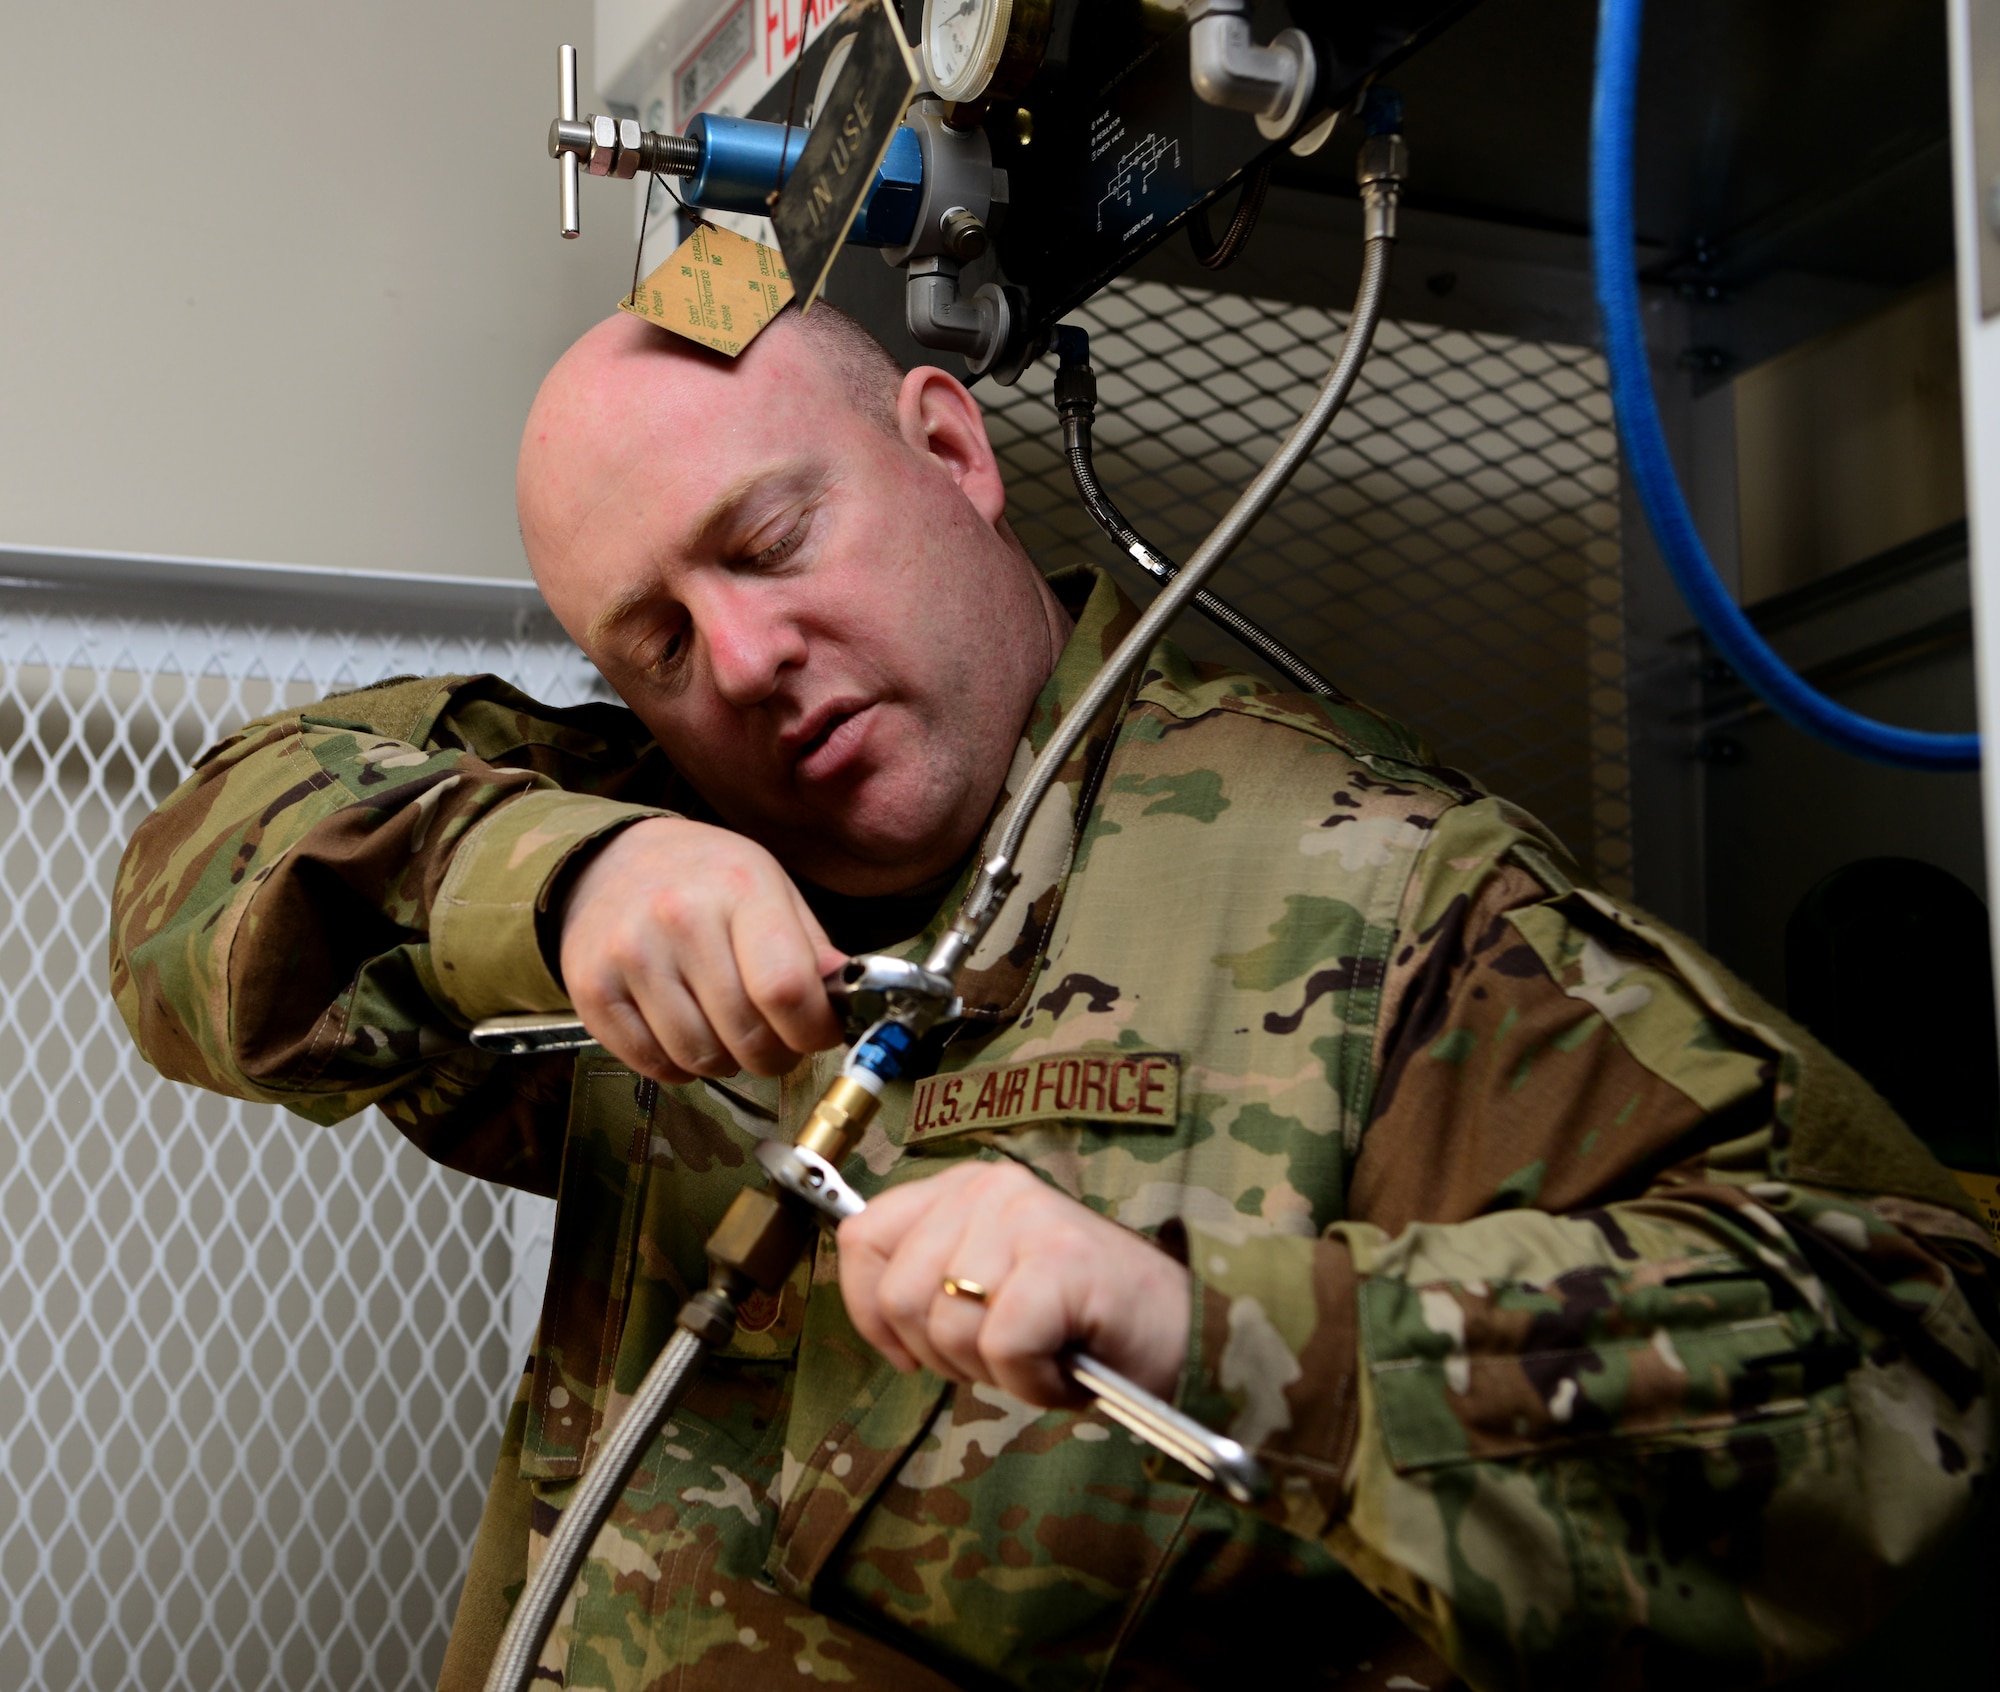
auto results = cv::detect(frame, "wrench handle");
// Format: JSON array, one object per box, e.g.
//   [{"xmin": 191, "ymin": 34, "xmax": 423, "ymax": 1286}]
[{"xmin": 1068, "ymin": 1351, "xmax": 1270, "ymax": 1504}]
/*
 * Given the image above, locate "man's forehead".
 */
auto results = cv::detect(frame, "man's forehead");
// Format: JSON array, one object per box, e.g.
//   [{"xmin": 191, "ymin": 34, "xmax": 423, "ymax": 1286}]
[
  {"xmin": 530, "ymin": 321, "xmax": 803, "ymax": 509},
  {"xmin": 567, "ymin": 319, "xmax": 740, "ymax": 428}
]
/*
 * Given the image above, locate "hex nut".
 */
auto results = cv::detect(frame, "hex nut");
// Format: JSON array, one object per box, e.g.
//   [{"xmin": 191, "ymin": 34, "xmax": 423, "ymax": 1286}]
[
  {"xmin": 588, "ymin": 113, "xmax": 619, "ymax": 176},
  {"xmin": 614, "ymin": 118, "xmax": 644, "ymax": 179}
]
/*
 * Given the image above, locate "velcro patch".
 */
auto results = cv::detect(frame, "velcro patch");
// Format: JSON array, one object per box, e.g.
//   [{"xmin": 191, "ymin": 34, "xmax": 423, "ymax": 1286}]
[{"xmin": 907, "ymin": 1050, "xmax": 1181, "ymax": 1140}]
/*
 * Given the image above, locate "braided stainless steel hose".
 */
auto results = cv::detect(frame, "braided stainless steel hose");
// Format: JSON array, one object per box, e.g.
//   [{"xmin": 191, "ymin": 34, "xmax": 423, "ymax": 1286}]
[
  {"xmin": 929, "ymin": 221, "xmax": 1396, "ymax": 983},
  {"xmin": 1055, "ymin": 385, "xmax": 1344, "ymax": 697},
  {"xmin": 483, "ymin": 1327, "xmax": 713, "ymax": 1692}
]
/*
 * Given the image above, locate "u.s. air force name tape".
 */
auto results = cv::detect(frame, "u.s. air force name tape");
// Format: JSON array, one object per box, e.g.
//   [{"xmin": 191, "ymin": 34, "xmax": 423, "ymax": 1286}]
[{"xmin": 908, "ymin": 1051, "xmax": 1181, "ymax": 1140}]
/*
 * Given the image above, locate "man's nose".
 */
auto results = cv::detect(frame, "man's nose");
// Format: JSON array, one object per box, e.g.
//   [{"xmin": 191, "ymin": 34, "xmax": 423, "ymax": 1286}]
[{"xmin": 699, "ymin": 584, "xmax": 808, "ymax": 706}]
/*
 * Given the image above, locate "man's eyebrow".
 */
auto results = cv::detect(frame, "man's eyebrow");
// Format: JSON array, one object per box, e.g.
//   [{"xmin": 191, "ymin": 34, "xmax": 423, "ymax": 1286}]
[
  {"xmin": 582, "ymin": 461, "xmax": 822, "ymax": 649},
  {"xmin": 585, "ymin": 579, "xmax": 665, "ymax": 650},
  {"xmin": 685, "ymin": 465, "xmax": 793, "ymax": 552}
]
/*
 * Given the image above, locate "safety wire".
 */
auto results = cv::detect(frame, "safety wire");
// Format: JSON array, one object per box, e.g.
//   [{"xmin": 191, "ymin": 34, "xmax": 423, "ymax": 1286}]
[
  {"xmin": 485, "ymin": 128, "xmax": 1401, "ymax": 1692},
  {"xmin": 627, "ymin": 170, "xmax": 710, "ymax": 312},
  {"xmin": 1592, "ymin": 0, "xmax": 1978, "ymax": 770}
]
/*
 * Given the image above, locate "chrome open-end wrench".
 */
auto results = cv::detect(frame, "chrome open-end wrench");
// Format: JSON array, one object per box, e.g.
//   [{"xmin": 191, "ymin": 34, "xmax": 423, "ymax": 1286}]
[
  {"xmin": 470, "ymin": 994, "xmax": 1269, "ymax": 1504},
  {"xmin": 754, "ymin": 1139, "xmax": 1270, "ymax": 1505},
  {"xmin": 469, "ymin": 956, "xmax": 965, "ymax": 1056}
]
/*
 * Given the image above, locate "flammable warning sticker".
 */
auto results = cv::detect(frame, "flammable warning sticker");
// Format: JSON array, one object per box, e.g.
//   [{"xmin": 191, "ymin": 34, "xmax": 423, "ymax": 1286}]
[
  {"xmin": 905, "ymin": 1050, "xmax": 1181, "ymax": 1142},
  {"xmin": 620, "ymin": 223, "xmax": 793, "ymax": 357}
]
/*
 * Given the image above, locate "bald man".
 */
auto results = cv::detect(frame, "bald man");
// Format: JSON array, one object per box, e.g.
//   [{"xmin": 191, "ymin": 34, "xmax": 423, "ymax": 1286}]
[{"xmin": 113, "ymin": 303, "xmax": 1998, "ymax": 1692}]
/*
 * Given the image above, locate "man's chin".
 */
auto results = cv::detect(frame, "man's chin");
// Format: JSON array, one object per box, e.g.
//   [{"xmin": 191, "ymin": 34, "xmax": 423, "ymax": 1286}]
[{"xmin": 764, "ymin": 803, "xmax": 973, "ymax": 899}]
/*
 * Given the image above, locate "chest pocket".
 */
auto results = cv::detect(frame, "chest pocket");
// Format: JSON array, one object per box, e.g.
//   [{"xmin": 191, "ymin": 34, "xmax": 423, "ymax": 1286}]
[{"xmin": 521, "ymin": 1063, "xmax": 807, "ymax": 1481}]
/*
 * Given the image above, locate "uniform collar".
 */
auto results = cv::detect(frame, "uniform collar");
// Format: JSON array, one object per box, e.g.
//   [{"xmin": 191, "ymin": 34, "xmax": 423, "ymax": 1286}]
[{"xmin": 904, "ymin": 563, "xmax": 1143, "ymax": 1025}]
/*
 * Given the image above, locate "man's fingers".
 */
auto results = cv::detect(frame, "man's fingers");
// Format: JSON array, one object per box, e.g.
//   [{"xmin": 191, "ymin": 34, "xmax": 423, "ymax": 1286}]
[
  {"xmin": 792, "ymin": 892, "xmax": 850, "ymax": 989},
  {"xmin": 572, "ymin": 986, "xmax": 700, "ymax": 1085},
  {"xmin": 619, "ymin": 964, "xmax": 737, "ymax": 1078},
  {"xmin": 835, "ymin": 1218, "xmax": 917, "ymax": 1372},
  {"xmin": 876, "ymin": 1191, "xmax": 1016, "ymax": 1384},
  {"xmin": 729, "ymin": 886, "xmax": 841, "ymax": 1060},
  {"xmin": 616, "ymin": 885, "xmax": 795, "ymax": 1076},
  {"xmin": 555, "ymin": 817, "xmax": 839, "ymax": 1079},
  {"xmin": 837, "ymin": 1163, "xmax": 987, "ymax": 1372},
  {"xmin": 975, "ymin": 1247, "xmax": 1087, "ymax": 1408}
]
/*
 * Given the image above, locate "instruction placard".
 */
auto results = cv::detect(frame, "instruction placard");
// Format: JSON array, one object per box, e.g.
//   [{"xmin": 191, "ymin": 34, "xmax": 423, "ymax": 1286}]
[{"xmin": 620, "ymin": 223, "xmax": 794, "ymax": 357}]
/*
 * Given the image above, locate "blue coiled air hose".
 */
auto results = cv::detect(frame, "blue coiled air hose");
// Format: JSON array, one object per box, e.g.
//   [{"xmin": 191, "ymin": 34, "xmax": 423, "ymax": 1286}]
[{"xmin": 1592, "ymin": 0, "xmax": 1980, "ymax": 771}]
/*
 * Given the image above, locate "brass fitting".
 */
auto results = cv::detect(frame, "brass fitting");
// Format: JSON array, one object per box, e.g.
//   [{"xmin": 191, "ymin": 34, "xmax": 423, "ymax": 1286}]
[
  {"xmin": 706, "ymin": 1186, "xmax": 813, "ymax": 1292},
  {"xmin": 794, "ymin": 1074, "xmax": 883, "ymax": 1164},
  {"xmin": 694, "ymin": 1071, "xmax": 883, "ymax": 1330}
]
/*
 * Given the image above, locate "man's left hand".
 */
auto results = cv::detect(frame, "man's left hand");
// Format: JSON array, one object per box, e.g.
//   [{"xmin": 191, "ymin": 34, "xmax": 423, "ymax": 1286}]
[{"xmin": 835, "ymin": 1159, "xmax": 1191, "ymax": 1407}]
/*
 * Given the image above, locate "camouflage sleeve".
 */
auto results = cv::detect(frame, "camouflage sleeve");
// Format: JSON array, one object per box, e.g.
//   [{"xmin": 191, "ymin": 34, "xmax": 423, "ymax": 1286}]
[
  {"xmin": 109, "ymin": 674, "xmax": 677, "ymax": 1191},
  {"xmin": 1171, "ymin": 795, "xmax": 2000, "ymax": 1688}
]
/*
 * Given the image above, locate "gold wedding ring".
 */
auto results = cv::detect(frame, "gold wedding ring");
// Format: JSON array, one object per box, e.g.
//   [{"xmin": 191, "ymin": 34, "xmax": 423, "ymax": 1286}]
[{"xmin": 940, "ymin": 1276, "xmax": 990, "ymax": 1304}]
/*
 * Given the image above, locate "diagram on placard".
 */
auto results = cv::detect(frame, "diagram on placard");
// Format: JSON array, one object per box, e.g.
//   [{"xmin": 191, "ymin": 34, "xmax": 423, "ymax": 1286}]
[{"xmin": 1095, "ymin": 131, "xmax": 1182, "ymax": 235}]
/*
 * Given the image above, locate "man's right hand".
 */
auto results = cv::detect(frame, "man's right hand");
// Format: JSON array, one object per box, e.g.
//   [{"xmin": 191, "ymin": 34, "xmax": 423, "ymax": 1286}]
[{"xmin": 558, "ymin": 817, "xmax": 847, "ymax": 1083}]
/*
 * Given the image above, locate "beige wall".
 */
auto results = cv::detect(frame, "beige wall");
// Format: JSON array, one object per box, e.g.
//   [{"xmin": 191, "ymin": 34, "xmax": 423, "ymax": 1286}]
[
  {"xmin": 0, "ymin": 1, "xmax": 634, "ymax": 579},
  {"xmin": 1735, "ymin": 273, "xmax": 1966, "ymax": 602}
]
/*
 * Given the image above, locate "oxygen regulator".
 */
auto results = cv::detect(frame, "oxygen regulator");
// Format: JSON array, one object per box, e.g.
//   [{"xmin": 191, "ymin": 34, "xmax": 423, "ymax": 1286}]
[{"xmin": 547, "ymin": 0, "xmax": 1463, "ymax": 381}]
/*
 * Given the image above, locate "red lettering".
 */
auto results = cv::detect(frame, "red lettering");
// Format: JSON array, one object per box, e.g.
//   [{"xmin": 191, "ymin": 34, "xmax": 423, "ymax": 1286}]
[
  {"xmin": 1138, "ymin": 1058, "xmax": 1169, "ymax": 1118},
  {"xmin": 1080, "ymin": 1058, "xmax": 1106, "ymax": 1113},
  {"xmin": 763, "ymin": 0, "xmax": 838, "ymax": 81},
  {"xmin": 939, "ymin": 1077, "xmax": 963, "ymax": 1127},
  {"xmin": 970, "ymin": 1071, "xmax": 999, "ymax": 1121},
  {"xmin": 1031, "ymin": 1059, "xmax": 1059, "ymax": 1113},
  {"xmin": 911, "ymin": 1079, "xmax": 936, "ymax": 1135},
  {"xmin": 1055, "ymin": 1058, "xmax": 1080, "ymax": 1112},
  {"xmin": 997, "ymin": 1066, "xmax": 1029, "ymax": 1117},
  {"xmin": 1109, "ymin": 1060, "xmax": 1138, "ymax": 1113}
]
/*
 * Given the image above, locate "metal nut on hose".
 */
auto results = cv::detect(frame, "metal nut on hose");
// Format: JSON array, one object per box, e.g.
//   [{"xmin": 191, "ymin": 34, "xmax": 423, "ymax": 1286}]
[{"xmin": 1356, "ymin": 133, "xmax": 1408, "ymax": 189}]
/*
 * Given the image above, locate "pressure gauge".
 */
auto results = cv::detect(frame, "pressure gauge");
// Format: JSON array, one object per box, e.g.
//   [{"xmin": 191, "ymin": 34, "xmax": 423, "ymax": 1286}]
[{"xmin": 922, "ymin": 0, "xmax": 1050, "ymax": 104}]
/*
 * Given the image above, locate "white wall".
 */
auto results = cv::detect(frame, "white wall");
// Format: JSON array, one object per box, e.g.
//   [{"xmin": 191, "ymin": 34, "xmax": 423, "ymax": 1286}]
[{"xmin": 0, "ymin": 1, "xmax": 634, "ymax": 579}]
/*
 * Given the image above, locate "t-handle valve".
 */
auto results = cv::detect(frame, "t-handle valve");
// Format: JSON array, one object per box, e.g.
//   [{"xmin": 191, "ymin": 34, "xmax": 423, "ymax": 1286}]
[
  {"xmin": 548, "ymin": 42, "xmax": 703, "ymax": 239},
  {"xmin": 557, "ymin": 43, "xmax": 581, "ymax": 238}
]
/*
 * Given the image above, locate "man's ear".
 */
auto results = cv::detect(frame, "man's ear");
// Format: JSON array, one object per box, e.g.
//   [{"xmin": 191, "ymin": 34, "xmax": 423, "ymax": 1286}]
[{"xmin": 896, "ymin": 365, "xmax": 1007, "ymax": 526}]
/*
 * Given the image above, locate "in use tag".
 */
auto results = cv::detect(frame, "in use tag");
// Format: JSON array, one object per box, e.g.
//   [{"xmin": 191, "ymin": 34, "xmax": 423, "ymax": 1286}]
[
  {"xmin": 770, "ymin": 0, "xmax": 918, "ymax": 314},
  {"xmin": 620, "ymin": 223, "xmax": 794, "ymax": 357}
]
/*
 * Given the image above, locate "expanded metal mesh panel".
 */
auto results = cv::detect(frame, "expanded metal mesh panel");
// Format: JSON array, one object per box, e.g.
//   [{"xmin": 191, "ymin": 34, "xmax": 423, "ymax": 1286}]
[
  {"xmin": 985, "ymin": 278, "xmax": 1632, "ymax": 894},
  {"xmin": 0, "ymin": 567, "xmax": 591, "ymax": 1690}
]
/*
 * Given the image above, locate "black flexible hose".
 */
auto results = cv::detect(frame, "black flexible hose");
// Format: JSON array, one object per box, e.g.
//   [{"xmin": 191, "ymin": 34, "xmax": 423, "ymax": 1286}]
[
  {"xmin": 1186, "ymin": 160, "xmax": 1271, "ymax": 271},
  {"xmin": 1053, "ymin": 334, "xmax": 1346, "ymax": 699}
]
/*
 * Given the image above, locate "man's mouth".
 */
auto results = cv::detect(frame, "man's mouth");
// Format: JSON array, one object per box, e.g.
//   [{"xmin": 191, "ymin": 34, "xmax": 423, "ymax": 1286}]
[{"xmin": 790, "ymin": 703, "xmax": 875, "ymax": 781}]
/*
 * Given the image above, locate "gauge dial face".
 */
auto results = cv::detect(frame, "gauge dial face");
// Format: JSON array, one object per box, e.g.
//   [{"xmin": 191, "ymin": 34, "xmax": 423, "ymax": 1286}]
[{"xmin": 923, "ymin": 0, "xmax": 1014, "ymax": 102}]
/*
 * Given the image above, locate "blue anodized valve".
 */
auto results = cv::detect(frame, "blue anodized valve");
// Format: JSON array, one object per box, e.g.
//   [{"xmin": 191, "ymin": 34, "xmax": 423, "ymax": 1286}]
[{"xmin": 682, "ymin": 115, "xmax": 924, "ymax": 248}]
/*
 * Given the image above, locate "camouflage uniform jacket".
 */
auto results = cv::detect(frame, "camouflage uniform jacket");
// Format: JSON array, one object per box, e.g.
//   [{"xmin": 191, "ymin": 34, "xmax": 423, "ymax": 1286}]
[{"xmin": 112, "ymin": 566, "xmax": 1999, "ymax": 1692}]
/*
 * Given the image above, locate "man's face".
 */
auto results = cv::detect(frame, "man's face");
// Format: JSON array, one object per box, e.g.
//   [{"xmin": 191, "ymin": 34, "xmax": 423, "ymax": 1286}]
[{"xmin": 519, "ymin": 315, "xmax": 1064, "ymax": 896}]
